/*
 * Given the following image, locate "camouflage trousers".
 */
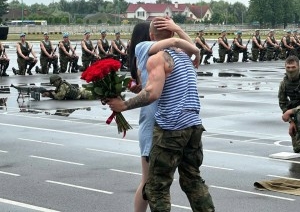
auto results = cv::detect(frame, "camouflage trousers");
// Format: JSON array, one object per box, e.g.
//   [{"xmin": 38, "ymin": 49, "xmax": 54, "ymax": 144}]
[
  {"xmin": 17, "ymin": 57, "xmax": 37, "ymax": 75},
  {"xmin": 266, "ymin": 47, "xmax": 280, "ymax": 61},
  {"xmin": 81, "ymin": 55, "xmax": 98, "ymax": 72},
  {"xmin": 59, "ymin": 56, "xmax": 78, "ymax": 73},
  {"xmin": 216, "ymin": 49, "xmax": 232, "ymax": 63},
  {"xmin": 200, "ymin": 49, "xmax": 212, "ymax": 64},
  {"xmin": 232, "ymin": 49, "xmax": 248, "ymax": 62},
  {"xmin": 144, "ymin": 124, "xmax": 215, "ymax": 212},
  {"xmin": 78, "ymin": 88, "xmax": 93, "ymax": 100},
  {"xmin": 0, "ymin": 58, "xmax": 9, "ymax": 71},
  {"xmin": 292, "ymin": 111, "xmax": 300, "ymax": 153},
  {"xmin": 40, "ymin": 56, "xmax": 59, "ymax": 74},
  {"xmin": 251, "ymin": 48, "xmax": 266, "ymax": 61}
]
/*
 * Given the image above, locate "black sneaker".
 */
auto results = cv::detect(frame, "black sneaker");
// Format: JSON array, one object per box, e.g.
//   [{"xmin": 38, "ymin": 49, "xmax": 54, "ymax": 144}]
[
  {"xmin": 213, "ymin": 57, "xmax": 217, "ymax": 63},
  {"xmin": 204, "ymin": 61, "xmax": 210, "ymax": 65}
]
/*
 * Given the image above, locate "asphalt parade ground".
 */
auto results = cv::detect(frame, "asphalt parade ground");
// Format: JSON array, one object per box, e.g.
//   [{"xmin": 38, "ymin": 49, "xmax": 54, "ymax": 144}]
[{"xmin": 1, "ymin": 44, "xmax": 300, "ymax": 211}]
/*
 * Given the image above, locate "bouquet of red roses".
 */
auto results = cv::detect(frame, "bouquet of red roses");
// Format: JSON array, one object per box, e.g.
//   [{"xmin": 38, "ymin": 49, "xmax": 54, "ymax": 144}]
[{"xmin": 81, "ymin": 58, "xmax": 132, "ymax": 136}]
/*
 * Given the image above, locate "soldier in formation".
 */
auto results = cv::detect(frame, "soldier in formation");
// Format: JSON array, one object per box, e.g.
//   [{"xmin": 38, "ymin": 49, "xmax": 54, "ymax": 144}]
[
  {"xmin": 13, "ymin": 33, "xmax": 38, "ymax": 75},
  {"xmin": 195, "ymin": 29, "xmax": 213, "ymax": 65},
  {"xmin": 97, "ymin": 30, "xmax": 110, "ymax": 59},
  {"xmin": 110, "ymin": 31, "xmax": 128, "ymax": 69},
  {"xmin": 265, "ymin": 29, "xmax": 281, "ymax": 61},
  {"xmin": 36, "ymin": 32, "xmax": 59, "ymax": 74},
  {"xmin": 0, "ymin": 41, "xmax": 10, "ymax": 77},
  {"xmin": 250, "ymin": 29, "xmax": 266, "ymax": 62},
  {"xmin": 280, "ymin": 30, "xmax": 296, "ymax": 59},
  {"xmin": 213, "ymin": 30, "xmax": 233, "ymax": 63},
  {"xmin": 231, "ymin": 31, "xmax": 249, "ymax": 62},
  {"xmin": 80, "ymin": 31, "xmax": 99, "ymax": 72},
  {"xmin": 58, "ymin": 33, "xmax": 79, "ymax": 73}
]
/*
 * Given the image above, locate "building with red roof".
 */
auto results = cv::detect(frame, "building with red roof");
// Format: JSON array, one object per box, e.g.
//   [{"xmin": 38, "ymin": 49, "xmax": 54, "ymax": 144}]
[{"xmin": 126, "ymin": 2, "xmax": 212, "ymax": 22}]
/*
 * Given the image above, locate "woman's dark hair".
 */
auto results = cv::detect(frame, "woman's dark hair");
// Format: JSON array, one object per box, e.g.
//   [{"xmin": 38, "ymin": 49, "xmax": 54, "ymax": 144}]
[{"xmin": 128, "ymin": 22, "xmax": 151, "ymax": 84}]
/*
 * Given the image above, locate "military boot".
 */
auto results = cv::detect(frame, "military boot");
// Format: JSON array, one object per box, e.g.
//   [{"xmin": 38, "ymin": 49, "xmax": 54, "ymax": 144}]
[
  {"xmin": 27, "ymin": 64, "xmax": 35, "ymax": 75},
  {"xmin": 1, "ymin": 70, "xmax": 9, "ymax": 77},
  {"xmin": 12, "ymin": 67, "xmax": 18, "ymax": 75}
]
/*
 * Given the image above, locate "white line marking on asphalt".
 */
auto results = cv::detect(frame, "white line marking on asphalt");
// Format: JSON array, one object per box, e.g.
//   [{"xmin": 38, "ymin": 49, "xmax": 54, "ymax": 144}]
[
  {"xmin": 267, "ymin": 174, "xmax": 300, "ymax": 181},
  {"xmin": 46, "ymin": 180, "xmax": 113, "ymax": 194},
  {"xmin": 86, "ymin": 148, "xmax": 140, "ymax": 157},
  {"xmin": 29, "ymin": 155, "xmax": 84, "ymax": 166},
  {"xmin": 0, "ymin": 171, "xmax": 20, "ymax": 176},
  {"xmin": 203, "ymin": 135, "xmax": 275, "ymax": 146},
  {"xmin": 205, "ymin": 149, "xmax": 300, "ymax": 164},
  {"xmin": 274, "ymin": 140, "xmax": 292, "ymax": 147},
  {"xmin": 171, "ymin": 204, "xmax": 191, "ymax": 210},
  {"xmin": 0, "ymin": 197, "xmax": 60, "ymax": 212},
  {"xmin": 0, "ymin": 150, "xmax": 8, "ymax": 153},
  {"xmin": 110, "ymin": 168, "xmax": 142, "ymax": 175},
  {"xmin": 0, "ymin": 122, "xmax": 138, "ymax": 143},
  {"xmin": 202, "ymin": 165, "xmax": 234, "ymax": 171},
  {"xmin": 18, "ymin": 138, "xmax": 64, "ymax": 146},
  {"xmin": 210, "ymin": 185, "xmax": 295, "ymax": 201}
]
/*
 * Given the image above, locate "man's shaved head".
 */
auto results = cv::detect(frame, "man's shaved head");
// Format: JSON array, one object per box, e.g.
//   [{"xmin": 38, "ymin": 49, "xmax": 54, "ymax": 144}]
[{"xmin": 150, "ymin": 17, "xmax": 174, "ymax": 40}]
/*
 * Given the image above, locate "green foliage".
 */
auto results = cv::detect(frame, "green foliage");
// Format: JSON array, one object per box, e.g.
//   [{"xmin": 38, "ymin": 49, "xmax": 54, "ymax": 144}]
[
  {"xmin": 248, "ymin": 0, "xmax": 299, "ymax": 27},
  {"xmin": 172, "ymin": 13, "xmax": 186, "ymax": 24},
  {"xmin": 0, "ymin": 0, "xmax": 9, "ymax": 19}
]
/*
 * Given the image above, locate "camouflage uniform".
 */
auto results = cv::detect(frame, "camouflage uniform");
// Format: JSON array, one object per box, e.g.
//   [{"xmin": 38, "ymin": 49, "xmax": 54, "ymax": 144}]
[
  {"xmin": 280, "ymin": 35, "xmax": 296, "ymax": 59},
  {"xmin": 266, "ymin": 36, "xmax": 280, "ymax": 61},
  {"xmin": 59, "ymin": 40, "xmax": 79, "ymax": 73},
  {"xmin": 112, "ymin": 39, "xmax": 127, "ymax": 67},
  {"xmin": 40, "ymin": 40, "xmax": 59, "ymax": 74},
  {"xmin": 98, "ymin": 38, "xmax": 110, "ymax": 58},
  {"xmin": 195, "ymin": 36, "xmax": 212, "ymax": 65},
  {"xmin": 278, "ymin": 75, "xmax": 300, "ymax": 153},
  {"xmin": 215, "ymin": 37, "xmax": 232, "ymax": 63},
  {"xmin": 81, "ymin": 40, "xmax": 98, "ymax": 72},
  {"xmin": 51, "ymin": 80, "xmax": 92, "ymax": 100},
  {"xmin": 17, "ymin": 42, "xmax": 37, "ymax": 75},
  {"xmin": 0, "ymin": 48, "xmax": 9, "ymax": 76},
  {"xmin": 251, "ymin": 34, "xmax": 266, "ymax": 62},
  {"xmin": 145, "ymin": 124, "xmax": 215, "ymax": 212},
  {"xmin": 232, "ymin": 36, "xmax": 248, "ymax": 62}
]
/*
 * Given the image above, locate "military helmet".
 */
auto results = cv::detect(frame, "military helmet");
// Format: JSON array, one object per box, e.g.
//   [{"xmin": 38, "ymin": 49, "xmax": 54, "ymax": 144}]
[{"xmin": 50, "ymin": 75, "xmax": 62, "ymax": 84}]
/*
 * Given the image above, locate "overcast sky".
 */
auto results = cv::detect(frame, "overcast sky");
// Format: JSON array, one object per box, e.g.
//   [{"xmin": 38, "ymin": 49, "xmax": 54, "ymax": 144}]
[{"xmin": 11, "ymin": 0, "xmax": 249, "ymax": 7}]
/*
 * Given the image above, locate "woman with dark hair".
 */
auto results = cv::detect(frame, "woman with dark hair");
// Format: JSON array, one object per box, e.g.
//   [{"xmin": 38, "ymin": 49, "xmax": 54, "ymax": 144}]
[{"xmin": 126, "ymin": 20, "xmax": 200, "ymax": 212}]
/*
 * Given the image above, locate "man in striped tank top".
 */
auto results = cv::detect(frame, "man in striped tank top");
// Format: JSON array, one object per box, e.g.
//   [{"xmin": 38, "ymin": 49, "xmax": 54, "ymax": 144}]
[{"xmin": 108, "ymin": 18, "xmax": 215, "ymax": 212}]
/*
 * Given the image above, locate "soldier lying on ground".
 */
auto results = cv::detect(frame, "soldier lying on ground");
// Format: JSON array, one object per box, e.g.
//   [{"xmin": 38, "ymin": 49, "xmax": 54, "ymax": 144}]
[{"xmin": 42, "ymin": 75, "xmax": 93, "ymax": 100}]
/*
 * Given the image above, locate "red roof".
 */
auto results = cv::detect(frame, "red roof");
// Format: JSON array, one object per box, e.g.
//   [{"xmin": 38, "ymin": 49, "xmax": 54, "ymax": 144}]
[{"xmin": 189, "ymin": 5, "xmax": 210, "ymax": 19}]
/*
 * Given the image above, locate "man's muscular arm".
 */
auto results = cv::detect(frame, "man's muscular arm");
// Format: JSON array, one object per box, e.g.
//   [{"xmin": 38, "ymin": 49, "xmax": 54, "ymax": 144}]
[{"xmin": 107, "ymin": 51, "xmax": 173, "ymax": 112}]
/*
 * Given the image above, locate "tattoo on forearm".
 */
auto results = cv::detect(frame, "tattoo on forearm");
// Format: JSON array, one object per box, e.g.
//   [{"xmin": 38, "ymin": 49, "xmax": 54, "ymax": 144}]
[
  {"xmin": 125, "ymin": 89, "xmax": 151, "ymax": 110},
  {"xmin": 163, "ymin": 52, "xmax": 174, "ymax": 69}
]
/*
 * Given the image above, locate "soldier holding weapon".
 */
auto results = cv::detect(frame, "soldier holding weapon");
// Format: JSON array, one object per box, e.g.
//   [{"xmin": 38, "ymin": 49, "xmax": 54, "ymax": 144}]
[
  {"xmin": 231, "ymin": 31, "xmax": 249, "ymax": 62},
  {"xmin": 213, "ymin": 29, "xmax": 233, "ymax": 63},
  {"xmin": 195, "ymin": 29, "xmax": 213, "ymax": 65},
  {"xmin": 36, "ymin": 32, "xmax": 59, "ymax": 74},
  {"xmin": 13, "ymin": 33, "xmax": 38, "ymax": 75},
  {"xmin": 251, "ymin": 29, "xmax": 266, "ymax": 62},
  {"xmin": 58, "ymin": 33, "xmax": 79, "ymax": 73},
  {"xmin": 0, "ymin": 41, "xmax": 10, "ymax": 77}
]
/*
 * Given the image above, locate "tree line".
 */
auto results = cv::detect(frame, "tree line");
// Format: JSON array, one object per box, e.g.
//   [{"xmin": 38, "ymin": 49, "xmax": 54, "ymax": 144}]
[{"xmin": 0, "ymin": 0, "xmax": 299, "ymax": 28}]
